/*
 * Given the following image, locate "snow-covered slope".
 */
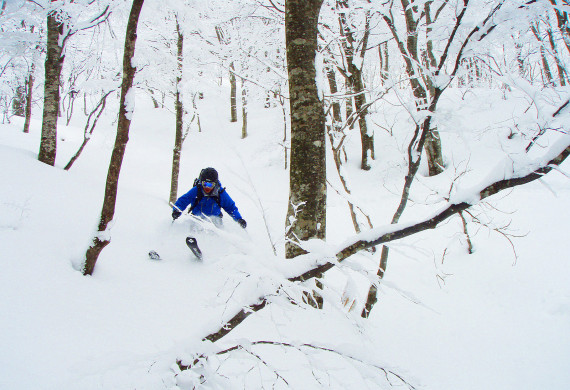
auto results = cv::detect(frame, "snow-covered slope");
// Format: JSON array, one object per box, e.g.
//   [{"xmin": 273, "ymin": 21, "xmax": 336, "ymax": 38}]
[{"xmin": 1, "ymin": 89, "xmax": 569, "ymax": 389}]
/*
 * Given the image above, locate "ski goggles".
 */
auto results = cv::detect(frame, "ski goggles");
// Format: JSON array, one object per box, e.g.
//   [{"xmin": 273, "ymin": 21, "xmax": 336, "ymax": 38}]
[{"xmin": 202, "ymin": 180, "xmax": 216, "ymax": 189}]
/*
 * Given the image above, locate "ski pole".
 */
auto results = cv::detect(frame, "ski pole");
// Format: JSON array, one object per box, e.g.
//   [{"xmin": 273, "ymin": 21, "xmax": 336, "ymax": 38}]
[
  {"xmin": 169, "ymin": 201, "xmax": 183, "ymax": 213},
  {"xmin": 169, "ymin": 201, "xmax": 184, "ymax": 224}
]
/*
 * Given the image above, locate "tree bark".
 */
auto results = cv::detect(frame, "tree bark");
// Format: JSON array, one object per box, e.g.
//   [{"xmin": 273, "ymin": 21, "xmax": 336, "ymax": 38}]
[
  {"xmin": 83, "ymin": 0, "xmax": 145, "ymax": 276},
  {"xmin": 170, "ymin": 18, "xmax": 184, "ymax": 204},
  {"xmin": 378, "ymin": 41, "xmax": 389, "ymax": 83},
  {"xmin": 326, "ymin": 67, "xmax": 342, "ymax": 123},
  {"xmin": 546, "ymin": 25, "xmax": 568, "ymax": 86},
  {"xmin": 241, "ymin": 80, "xmax": 248, "ymax": 139},
  {"xmin": 12, "ymin": 85, "xmax": 26, "ymax": 117},
  {"xmin": 229, "ymin": 62, "xmax": 237, "ymax": 122},
  {"xmin": 384, "ymin": 2, "xmax": 444, "ymax": 176},
  {"xmin": 23, "ymin": 64, "xmax": 35, "ymax": 133},
  {"xmin": 284, "ymin": 0, "xmax": 326, "ymax": 259},
  {"xmin": 549, "ymin": 0, "xmax": 570, "ymax": 55},
  {"xmin": 337, "ymin": 2, "xmax": 374, "ymax": 170},
  {"xmin": 531, "ymin": 22, "xmax": 554, "ymax": 85},
  {"xmin": 38, "ymin": 10, "xmax": 64, "ymax": 166}
]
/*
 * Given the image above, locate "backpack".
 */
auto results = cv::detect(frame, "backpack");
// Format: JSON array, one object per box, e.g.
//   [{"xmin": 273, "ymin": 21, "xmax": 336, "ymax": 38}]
[{"xmin": 188, "ymin": 177, "xmax": 225, "ymax": 214}]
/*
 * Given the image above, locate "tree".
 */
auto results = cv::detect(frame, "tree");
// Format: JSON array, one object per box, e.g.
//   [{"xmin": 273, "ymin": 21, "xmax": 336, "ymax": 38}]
[
  {"xmin": 22, "ymin": 62, "xmax": 35, "ymax": 133},
  {"xmin": 0, "ymin": 1, "xmax": 44, "ymax": 128},
  {"xmin": 380, "ymin": 0, "xmax": 445, "ymax": 176},
  {"xmin": 284, "ymin": 0, "xmax": 326, "ymax": 259},
  {"xmin": 37, "ymin": 5, "xmax": 63, "ymax": 165},
  {"xmin": 548, "ymin": 0, "xmax": 570, "ymax": 54},
  {"xmin": 213, "ymin": 8, "xmax": 287, "ymax": 137},
  {"xmin": 169, "ymin": 15, "xmax": 184, "ymax": 204},
  {"xmin": 83, "ymin": 0, "xmax": 145, "ymax": 276},
  {"xmin": 361, "ymin": 0, "xmax": 511, "ymax": 317},
  {"xmin": 176, "ymin": 111, "xmax": 570, "ymax": 384},
  {"xmin": 37, "ymin": 0, "xmax": 110, "ymax": 166},
  {"xmin": 336, "ymin": 0, "xmax": 374, "ymax": 170}
]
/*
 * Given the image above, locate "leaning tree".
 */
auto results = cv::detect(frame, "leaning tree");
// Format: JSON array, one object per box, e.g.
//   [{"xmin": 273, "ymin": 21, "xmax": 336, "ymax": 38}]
[{"xmin": 83, "ymin": 0, "xmax": 145, "ymax": 276}]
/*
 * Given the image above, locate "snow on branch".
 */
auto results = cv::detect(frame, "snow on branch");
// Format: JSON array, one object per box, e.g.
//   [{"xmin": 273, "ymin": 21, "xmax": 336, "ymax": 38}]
[
  {"xmin": 178, "ymin": 340, "xmax": 417, "ymax": 389},
  {"xmin": 180, "ymin": 90, "xmax": 570, "ymax": 384},
  {"xmin": 301, "ymin": 141, "xmax": 570, "ymax": 281},
  {"xmin": 194, "ymin": 135, "xmax": 570, "ymax": 350}
]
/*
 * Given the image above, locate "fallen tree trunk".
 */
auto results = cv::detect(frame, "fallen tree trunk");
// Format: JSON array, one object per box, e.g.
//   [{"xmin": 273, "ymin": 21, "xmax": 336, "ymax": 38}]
[{"xmin": 196, "ymin": 137, "xmax": 570, "ymax": 346}]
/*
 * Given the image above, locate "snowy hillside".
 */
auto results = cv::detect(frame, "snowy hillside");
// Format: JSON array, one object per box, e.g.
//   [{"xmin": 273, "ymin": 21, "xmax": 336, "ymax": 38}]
[{"xmin": 1, "ymin": 86, "xmax": 570, "ymax": 390}]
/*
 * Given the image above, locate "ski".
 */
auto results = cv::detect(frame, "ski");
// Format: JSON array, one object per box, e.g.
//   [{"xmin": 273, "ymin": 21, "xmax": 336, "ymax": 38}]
[
  {"xmin": 148, "ymin": 250, "xmax": 161, "ymax": 260},
  {"xmin": 147, "ymin": 237, "xmax": 202, "ymax": 261},
  {"xmin": 185, "ymin": 236, "xmax": 203, "ymax": 260}
]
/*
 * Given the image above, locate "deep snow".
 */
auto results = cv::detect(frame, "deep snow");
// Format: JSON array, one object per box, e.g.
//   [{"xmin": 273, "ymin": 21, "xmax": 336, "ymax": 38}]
[{"xmin": 1, "ymin": 86, "xmax": 569, "ymax": 389}]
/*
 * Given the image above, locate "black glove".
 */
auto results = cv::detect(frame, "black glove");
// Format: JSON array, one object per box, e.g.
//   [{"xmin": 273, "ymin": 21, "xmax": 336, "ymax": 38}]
[
  {"xmin": 238, "ymin": 218, "xmax": 247, "ymax": 229},
  {"xmin": 172, "ymin": 209, "xmax": 182, "ymax": 220}
]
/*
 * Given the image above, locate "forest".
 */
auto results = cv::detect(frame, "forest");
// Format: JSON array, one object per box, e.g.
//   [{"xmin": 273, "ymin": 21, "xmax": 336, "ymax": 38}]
[{"xmin": 1, "ymin": 0, "xmax": 570, "ymax": 389}]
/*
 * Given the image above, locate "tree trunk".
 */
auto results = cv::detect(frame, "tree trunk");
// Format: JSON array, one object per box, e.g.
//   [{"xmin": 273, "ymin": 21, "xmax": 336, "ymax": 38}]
[
  {"xmin": 38, "ymin": 11, "xmax": 64, "ymax": 166},
  {"xmin": 539, "ymin": 45, "xmax": 553, "ymax": 85},
  {"xmin": 337, "ymin": 1, "xmax": 373, "ymax": 168},
  {"xmin": 284, "ymin": 0, "xmax": 326, "ymax": 259},
  {"xmin": 12, "ymin": 85, "xmax": 26, "ymax": 117},
  {"xmin": 515, "ymin": 40, "xmax": 525, "ymax": 77},
  {"xmin": 384, "ymin": 3, "xmax": 444, "ymax": 176},
  {"xmin": 83, "ymin": 0, "xmax": 145, "ymax": 276},
  {"xmin": 352, "ymin": 67, "xmax": 373, "ymax": 170},
  {"xmin": 362, "ymin": 89, "xmax": 443, "ymax": 317},
  {"xmin": 326, "ymin": 67, "xmax": 341, "ymax": 123},
  {"xmin": 229, "ymin": 62, "xmax": 237, "ymax": 122},
  {"xmin": 241, "ymin": 80, "xmax": 247, "ymax": 139},
  {"xmin": 550, "ymin": 0, "xmax": 570, "ymax": 55},
  {"xmin": 424, "ymin": 128, "xmax": 444, "ymax": 175},
  {"xmin": 546, "ymin": 26, "xmax": 568, "ymax": 86},
  {"xmin": 421, "ymin": 2, "xmax": 445, "ymax": 176},
  {"xmin": 170, "ymin": 18, "xmax": 184, "ymax": 204},
  {"xmin": 23, "ymin": 64, "xmax": 34, "ymax": 133},
  {"xmin": 378, "ymin": 41, "xmax": 389, "ymax": 83},
  {"xmin": 531, "ymin": 22, "xmax": 553, "ymax": 86}
]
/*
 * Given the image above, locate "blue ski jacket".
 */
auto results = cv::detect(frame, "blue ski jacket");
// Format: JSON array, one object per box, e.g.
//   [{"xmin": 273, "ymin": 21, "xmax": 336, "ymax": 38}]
[{"xmin": 173, "ymin": 182, "xmax": 243, "ymax": 222}]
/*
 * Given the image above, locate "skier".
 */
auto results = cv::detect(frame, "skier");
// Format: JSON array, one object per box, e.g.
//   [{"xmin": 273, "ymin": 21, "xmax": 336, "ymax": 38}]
[{"xmin": 172, "ymin": 167, "xmax": 247, "ymax": 229}]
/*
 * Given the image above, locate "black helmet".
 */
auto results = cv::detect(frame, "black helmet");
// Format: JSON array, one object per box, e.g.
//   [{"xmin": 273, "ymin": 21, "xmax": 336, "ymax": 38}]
[{"xmin": 199, "ymin": 167, "xmax": 218, "ymax": 182}]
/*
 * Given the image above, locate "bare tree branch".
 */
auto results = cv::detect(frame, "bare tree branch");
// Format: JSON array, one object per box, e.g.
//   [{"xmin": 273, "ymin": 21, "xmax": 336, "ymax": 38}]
[
  {"xmin": 209, "ymin": 340, "xmax": 417, "ymax": 389},
  {"xmin": 302, "ymin": 142, "xmax": 570, "ymax": 280},
  {"xmin": 197, "ymin": 136, "xmax": 570, "ymax": 345}
]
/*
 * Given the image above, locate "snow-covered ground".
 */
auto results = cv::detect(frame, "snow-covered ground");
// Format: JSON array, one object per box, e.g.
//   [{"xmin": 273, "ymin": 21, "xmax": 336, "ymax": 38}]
[{"xmin": 1, "ymin": 86, "xmax": 569, "ymax": 389}]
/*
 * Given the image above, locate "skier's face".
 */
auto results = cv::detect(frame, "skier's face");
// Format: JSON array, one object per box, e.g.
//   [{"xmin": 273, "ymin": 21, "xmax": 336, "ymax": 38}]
[{"xmin": 202, "ymin": 180, "xmax": 215, "ymax": 194}]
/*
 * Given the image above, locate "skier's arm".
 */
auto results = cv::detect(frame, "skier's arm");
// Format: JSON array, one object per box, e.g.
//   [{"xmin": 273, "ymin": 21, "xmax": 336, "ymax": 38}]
[
  {"xmin": 220, "ymin": 191, "xmax": 243, "ymax": 221},
  {"xmin": 174, "ymin": 187, "xmax": 197, "ymax": 212}
]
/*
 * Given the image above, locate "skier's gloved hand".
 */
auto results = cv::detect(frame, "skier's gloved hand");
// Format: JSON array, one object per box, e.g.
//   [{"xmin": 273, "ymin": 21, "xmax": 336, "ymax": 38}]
[
  {"xmin": 172, "ymin": 209, "xmax": 182, "ymax": 220},
  {"xmin": 238, "ymin": 218, "xmax": 247, "ymax": 229}
]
